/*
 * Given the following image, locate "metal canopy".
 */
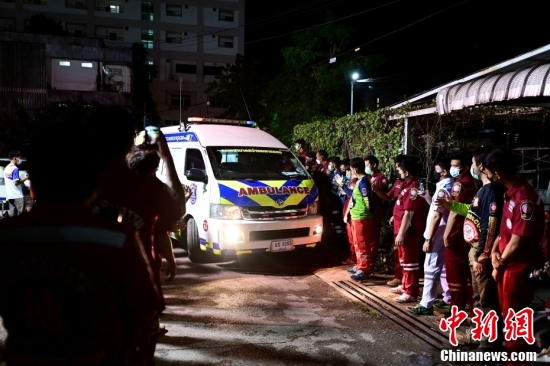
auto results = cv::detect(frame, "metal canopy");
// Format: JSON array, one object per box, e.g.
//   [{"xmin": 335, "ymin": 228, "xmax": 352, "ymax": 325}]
[{"xmin": 437, "ymin": 63, "xmax": 550, "ymax": 115}]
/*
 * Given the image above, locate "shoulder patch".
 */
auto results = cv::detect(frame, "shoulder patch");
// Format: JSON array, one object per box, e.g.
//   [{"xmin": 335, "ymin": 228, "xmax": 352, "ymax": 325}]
[
  {"xmin": 472, "ymin": 197, "xmax": 479, "ymax": 207},
  {"xmin": 520, "ymin": 200, "xmax": 534, "ymax": 220},
  {"xmin": 409, "ymin": 188, "xmax": 418, "ymax": 200},
  {"xmin": 361, "ymin": 187, "xmax": 368, "ymax": 195},
  {"xmin": 437, "ymin": 189, "xmax": 447, "ymax": 199},
  {"xmin": 490, "ymin": 202, "xmax": 498, "ymax": 214},
  {"xmin": 452, "ymin": 182, "xmax": 462, "ymax": 196}
]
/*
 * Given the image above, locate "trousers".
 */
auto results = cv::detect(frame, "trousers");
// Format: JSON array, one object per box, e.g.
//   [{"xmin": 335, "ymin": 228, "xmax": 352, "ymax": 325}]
[
  {"xmin": 8, "ymin": 198, "xmax": 25, "ymax": 217},
  {"xmin": 445, "ymin": 239, "xmax": 471, "ymax": 310},
  {"xmin": 351, "ymin": 218, "xmax": 375, "ymax": 271},
  {"xmin": 420, "ymin": 227, "xmax": 450, "ymax": 308},
  {"xmin": 398, "ymin": 231, "xmax": 423, "ymax": 297}
]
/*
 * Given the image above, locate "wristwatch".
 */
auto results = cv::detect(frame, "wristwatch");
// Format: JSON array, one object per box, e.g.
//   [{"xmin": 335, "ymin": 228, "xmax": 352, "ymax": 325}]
[{"xmin": 424, "ymin": 238, "xmax": 432, "ymax": 243}]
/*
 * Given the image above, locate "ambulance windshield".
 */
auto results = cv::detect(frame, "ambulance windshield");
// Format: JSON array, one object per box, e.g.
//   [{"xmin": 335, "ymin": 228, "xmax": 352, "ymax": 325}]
[{"xmin": 207, "ymin": 147, "xmax": 310, "ymax": 180}]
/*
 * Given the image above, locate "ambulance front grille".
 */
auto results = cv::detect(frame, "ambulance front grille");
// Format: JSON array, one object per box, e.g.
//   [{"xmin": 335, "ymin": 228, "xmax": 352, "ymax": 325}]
[
  {"xmin": 249, "ymin": 228, "xmax": 310, "ymax": 241},
  {"xmin": 241, "ymin": 205, "xmax": 308, "ymax": 220}
]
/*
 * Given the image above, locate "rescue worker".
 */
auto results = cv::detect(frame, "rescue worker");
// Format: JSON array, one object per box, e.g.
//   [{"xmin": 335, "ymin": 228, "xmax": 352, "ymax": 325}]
[
  {"xmin": 365, "ymin": 155, "xmax": 389, "ymax": 270},
  {"xmin": 83, "ymin": 106, "xmax": 185, "ymax": 365},
  {"xmin": 316, "ymin": 150, "xmax": 330, "ymax": 176},
  {"xmin": 328, "ymin": 157, "xmax": 345, "ymax": 241},
  {"xmin": 444, "ymin": 150, "xmax": 477, "ymax": 311},
  {"xmin": 372, "ymin": 154, "xmax": 408, "ymax": 287},
  {"xmin": 341, "ymin": 173, "xmax": 358, "ymax": 265},
  {"xmin": 295, "ymin": 139, "xmax": 308, "ymax": 159},
  {"xmin": 437, "ymin": 147, "xmax": 505, "ymax": 346},
  {"xmin": 486, "ymin": 148, "xmax": 545, "ymax": 364},
  {"xmin": 336, "ymin": 158, "xmax": 375, "ymax": 280},
  {"xmin": 0, "ymin": 120, "xmax": 159, "ymax": 366},
  {"xmin": 407, "ymin": 159, "xmax": 453, "ymax": 315},
  {"xmin": 390, "ymin": 158, "xmax": 428, "ymax": 302}
]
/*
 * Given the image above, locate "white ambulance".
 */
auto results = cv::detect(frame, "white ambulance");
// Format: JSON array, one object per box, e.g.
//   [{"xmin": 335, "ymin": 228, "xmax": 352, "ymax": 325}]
[{"xmin": 157, "ymin": 118, "xmax": 323, "ymax": 263}]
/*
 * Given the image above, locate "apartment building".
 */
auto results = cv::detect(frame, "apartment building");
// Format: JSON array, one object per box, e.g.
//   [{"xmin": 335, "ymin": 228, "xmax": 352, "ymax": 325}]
[{"xmin": 0, "ymin": 0, "xmax": 244, "ymax": 125}]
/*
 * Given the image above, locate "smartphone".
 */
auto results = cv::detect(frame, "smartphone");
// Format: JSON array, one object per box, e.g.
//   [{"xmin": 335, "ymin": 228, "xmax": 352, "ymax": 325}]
[{"xmin": 419, "ymin": 178, "xmax": 426, "ymax": 193}]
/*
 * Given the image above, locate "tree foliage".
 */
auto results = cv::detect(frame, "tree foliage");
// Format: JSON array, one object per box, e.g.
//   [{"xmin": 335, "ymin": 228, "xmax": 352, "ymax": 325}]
[{"xmin": 27, "ymin": 14, "xmax": 68, "ymax": 36}]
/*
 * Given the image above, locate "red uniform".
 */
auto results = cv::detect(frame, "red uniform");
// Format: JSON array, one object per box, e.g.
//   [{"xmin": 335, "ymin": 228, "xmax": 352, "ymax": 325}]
[
  {"xmin": 445, "ymin": 171, "xmax": 477, "ymax": 310},
  {"xmin": 93, "ymin": 161, "xmax": 181, "ymax": 312},
  {"xmin": 393, "ymin": 178, "xmax": 428, "ymax": 296},
  {"xmin": 343, "ymin": 178, "xmax": 358, "ymax": 262},
  {"xmin": 0, "ymin": 203, "xmax": 159, "ymax": 365},
  {"xmin": 369, "ymin": 171, "xmax": 389, "ymax": 262},
  {"xmin": 497, "ymin": 179, "xmax": 545, "ymax": 362},
  {"xmin": 389, "ymin": 178, "xmax": 404, "ymax": 280}
]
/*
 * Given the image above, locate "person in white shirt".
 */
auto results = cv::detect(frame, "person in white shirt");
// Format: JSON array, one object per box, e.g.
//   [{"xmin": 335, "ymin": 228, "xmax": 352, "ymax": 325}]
[
  {"xmin": 407, "ymin": 159, "xmax": 453, "ymax": 315},
  {"xmin": 4, "ymin": 151, "xmax": 29, "ymax": 217}
]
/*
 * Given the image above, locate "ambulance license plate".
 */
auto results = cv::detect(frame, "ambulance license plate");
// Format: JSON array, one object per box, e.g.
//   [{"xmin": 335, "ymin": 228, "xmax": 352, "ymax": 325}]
[{"xmin": 271, "ymin": 240, "xmax": 293, "ymax": 252}]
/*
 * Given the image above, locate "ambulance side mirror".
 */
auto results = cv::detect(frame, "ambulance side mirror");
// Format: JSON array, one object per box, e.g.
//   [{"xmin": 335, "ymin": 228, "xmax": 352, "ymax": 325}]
[{"xmin": 186, "ymin": 168, "xmax": 208, "ymax": 184}]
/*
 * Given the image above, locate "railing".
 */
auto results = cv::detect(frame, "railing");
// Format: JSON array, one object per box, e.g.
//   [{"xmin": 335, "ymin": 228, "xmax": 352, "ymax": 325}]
[{"xmin": 95, "ymin": 34, "xmax": 124, "ymax": 41}]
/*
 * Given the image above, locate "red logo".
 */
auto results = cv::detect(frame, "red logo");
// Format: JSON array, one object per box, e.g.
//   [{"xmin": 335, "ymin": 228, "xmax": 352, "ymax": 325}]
[
  {"xmin": 203, "ymin": 220, "xmax": 208, "ymax": 232},
  {"xmin": 504, "ymin": 308, "xmax": 535, "ymax": 344},
  {"xmin": 439, "ymin": 305, "xmax": 468, "ymax": 346},
  {"xmin": 463, "ymin": 220, "xmax": 479, "ymax": 243}
]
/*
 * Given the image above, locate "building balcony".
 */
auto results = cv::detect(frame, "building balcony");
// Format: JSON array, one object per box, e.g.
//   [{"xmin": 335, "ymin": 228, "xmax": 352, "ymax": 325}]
[
  {"xmin": 95, "ymin": 5, "xmax": 122, "ymax": 13},
  {"xmin": 47, "ymin": 89, "xmax": 131, "ymax": 105}
]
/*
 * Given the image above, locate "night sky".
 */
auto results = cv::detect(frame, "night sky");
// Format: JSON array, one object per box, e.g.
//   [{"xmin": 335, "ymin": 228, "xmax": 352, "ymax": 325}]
[{"xmin": 244, "ymin": 0, "xmax": 549, "ymax": 107}]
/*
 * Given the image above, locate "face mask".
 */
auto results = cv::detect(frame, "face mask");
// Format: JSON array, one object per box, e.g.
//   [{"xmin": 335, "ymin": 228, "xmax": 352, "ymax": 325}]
[
  {"xmin": 328, "ymin": 165, "xmax": 334, "ymax": 172},
  {"xmin": 295, "ymin": 145, "xmax": 300, "ymax": 151},
  {"xmin": 433, "ymin": 171, "xmax": 441, "ymax": 182},
  {"xmin": 470, "ymin": 166, "xmax": 479, "ymax": 180},
  {"xmin": 316, "ymin": 159, "xmax": 321, "ymax": 165},
  {"xmin": 365, "ymin": 167, "xmax": 372, "ymax": 175},
  {"xmin": 16, "ymin": 159, "xmax": 22, "ymax": 166},
  {"xmin": 450, "ymin": 167, "xmax": 460, "ymax": 178}
]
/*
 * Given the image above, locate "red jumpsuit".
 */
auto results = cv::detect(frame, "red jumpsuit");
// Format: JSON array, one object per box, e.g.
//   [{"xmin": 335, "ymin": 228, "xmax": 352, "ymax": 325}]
[
  {"xmin": 497, "ymin": 179, "xmax": 545, "ymax": 364},
  {"xmin": 388, "ymin": 178, "xmax": 404, "ymax": 279},
  {"xmin": 393, "ymin": 179, "xmax": 428, "ymax": 297},
  {"xmin": 445, "ymin": 171, "xmax": 477, "ymax": 310},
  {"xmin": 369, "ymin": 171, "xmax": 389, "ymax": 264}
]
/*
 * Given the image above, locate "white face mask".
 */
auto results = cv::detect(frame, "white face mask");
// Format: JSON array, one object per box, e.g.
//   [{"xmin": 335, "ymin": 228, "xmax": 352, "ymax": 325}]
[
  {"xmin": 16, "ymin": 159, "xmax": 22, "ymax": 166},
  {"xmin": 450, "ymin": 167, "xmax": 460, "ymax": 178},
  {"xmin": 295, "ymin": 145, "xmax": 300, "ymax": 151},
  {"xmin": 316, "ymin": 159, "xmax": 321, "ymax": 165}
]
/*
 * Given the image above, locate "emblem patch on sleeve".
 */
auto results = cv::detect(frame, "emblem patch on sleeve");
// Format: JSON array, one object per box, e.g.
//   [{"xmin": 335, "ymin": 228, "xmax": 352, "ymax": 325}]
[
  {"xmin": 472, "ymin": 197, "xmax": 479, "ymax": 207},
  {"xmin": 451, "ymin": 182, "xmax": 462, "ymax": 196},
  {"xmin": 520, "ymin": 200, "xmax": 534, "ymax": 220},
  {"xmin": 409, "ymin": 188, "xmax": 418, "ymax": 200},
  {"xmin": 490, "ymin": 202, "xmax": 498, "ymax": 214}
]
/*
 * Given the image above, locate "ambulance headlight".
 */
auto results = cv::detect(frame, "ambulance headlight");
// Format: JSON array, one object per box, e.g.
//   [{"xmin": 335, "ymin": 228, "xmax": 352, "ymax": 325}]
[
  {"xmin": 210, "ymin": 204, "xmax": 242, "ymax": 220},
  {"xmin": 307, "ymin": 201, "xmax": 319, "ymax": 215},
  {"xmin": 221, "ymin": 227, "xmax": 244, "ymax": 243}
]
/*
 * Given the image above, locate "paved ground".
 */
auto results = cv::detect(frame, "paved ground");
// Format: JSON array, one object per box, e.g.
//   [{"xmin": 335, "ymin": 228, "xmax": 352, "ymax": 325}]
[{"xmin": 154, "ymin": 246, "xmax": 441, "ymax": 365}]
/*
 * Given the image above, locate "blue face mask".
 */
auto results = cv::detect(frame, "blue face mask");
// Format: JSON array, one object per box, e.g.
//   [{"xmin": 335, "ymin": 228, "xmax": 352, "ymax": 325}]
[
  {"xmin": 470, "ymin": 166, "xmax": 479, "ymax": 180},
  {"xmin": 450, "ymin": 167, "xmax": 460, "ymax": 178},
  {"xmin": 365, "ymin": 167, "xmax": 372, "ymax": 175}
]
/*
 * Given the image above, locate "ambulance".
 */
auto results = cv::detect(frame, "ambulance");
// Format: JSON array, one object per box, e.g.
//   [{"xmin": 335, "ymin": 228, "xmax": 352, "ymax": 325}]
[{"xmin": 157, "ymin": 117, "xmax": 323, "ymax": 263}]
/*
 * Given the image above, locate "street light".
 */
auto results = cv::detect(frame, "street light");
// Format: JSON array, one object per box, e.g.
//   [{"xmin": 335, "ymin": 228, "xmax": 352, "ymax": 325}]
[{"xmin": 350, "ymin": 73, "xmax": 361, "ymax": 115}]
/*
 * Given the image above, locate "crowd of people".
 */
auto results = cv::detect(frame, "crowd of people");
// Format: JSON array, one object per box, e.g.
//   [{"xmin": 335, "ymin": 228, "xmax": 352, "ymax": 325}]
[
  {"xmin": 0, "ymin": 106, "xmax": 189, "ymax": 365},
  {"xmin": 295, "ymin": 139, "xmax": 547, "ymax": 356}
]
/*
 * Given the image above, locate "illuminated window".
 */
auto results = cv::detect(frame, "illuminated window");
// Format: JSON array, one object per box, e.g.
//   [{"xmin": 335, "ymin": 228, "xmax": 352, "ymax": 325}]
[
  {"xmin": 59, "ymin": 61, "xmax": 71, "ymax": 66},
  {"xmin": 81, "ymin": 62, "xmax": 93, "ymax": 68}
]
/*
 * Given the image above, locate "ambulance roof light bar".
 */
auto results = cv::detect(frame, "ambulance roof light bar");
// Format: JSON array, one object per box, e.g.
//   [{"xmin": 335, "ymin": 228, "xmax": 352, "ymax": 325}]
[{"xmin": 181, "ymin": 117, "xmax": 256, "ymax": 131}]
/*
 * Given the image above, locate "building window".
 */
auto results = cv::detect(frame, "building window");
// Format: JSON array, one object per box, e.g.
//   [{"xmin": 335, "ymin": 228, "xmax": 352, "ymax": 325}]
[
  {"xmin": 218, "ymin": 9, "xmax": 234, "ymax": 22},
  {"xmin": 204, "ymin": 65, "xmax": 222, "ymax": 76},
  {"xmin": 96, "ymin": 2, "xmax": 122, "ymax": 13},
  {"xmin": 218, "ymin": 36, "xmax": 233, "ymax": 48},
  {"xmin": 81, "ymin": 62, "xmax": 93, "ymax": 68},
  {"xmin": 59, "ymin": 61, "xmax": 71, "ymax": 66},
  {"xmin": 141, "ymin": 29, "xmax": 154, "ymax": 49},
  {"xmin": 23, "ymin": 0, "xmax": 46, "ymax": 4},
  {"xmin": 165, "ymin": 32, "xmax": 181, "ymax": 44},
  {"xmin": 166, "ymin": 4, "xmax": 181, "ymax": 16},
  {"xmin": 106, "ymin": 67, "xmax": 122, "ymax": 75},
  {"xmin": 0, "ymin": 18, "xmax": 15, "ymax": 31},
  {"xmin": 66, "ymin": 23, "xmax": 87, "ymax": 36},
  {"xmin": 175, "ymin": 64, "xmax": 196, "ymax": 74},
  {"xmin": 141, "ymin": 1, "xmax": 153, "ymax": 21},
  {"xmin": 170, "ymin": 94, "xmax": 191, "ymax": 107},
  {"xmin": 96, "ymin": 26, "xmax": 123, "ymax": 40},
  {"xmin": 66, "ymin": 0, "xmax": 86, "ymax": 9}
]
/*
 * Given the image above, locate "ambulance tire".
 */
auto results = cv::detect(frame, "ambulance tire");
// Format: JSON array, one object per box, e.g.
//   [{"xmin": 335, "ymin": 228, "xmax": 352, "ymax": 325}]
[{"xmin": 186, "ymin": 218, "xmax": 211, "ymax": 263}]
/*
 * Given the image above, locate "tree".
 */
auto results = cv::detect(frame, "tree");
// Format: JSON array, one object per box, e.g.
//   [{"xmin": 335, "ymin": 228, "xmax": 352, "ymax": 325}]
[
  {"xmin": 205, "ymin": 54, "xmax": 268, "ymax": 127},
  {"xmin": 27, "ymin": 14, "xmax": 68, "ymax": 36},
  {"xmin": 131, "ymin": 43, "xmax": 158, "ymax": 130},
  {"xmin": 264, "ymin": 12, "xmax": 384, "ymax": 144}
]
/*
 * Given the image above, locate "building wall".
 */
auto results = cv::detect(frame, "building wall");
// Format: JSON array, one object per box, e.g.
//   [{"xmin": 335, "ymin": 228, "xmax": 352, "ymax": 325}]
[{"xmin": 0, "ymin": 0, "xmax": 245, "ymax": 125}]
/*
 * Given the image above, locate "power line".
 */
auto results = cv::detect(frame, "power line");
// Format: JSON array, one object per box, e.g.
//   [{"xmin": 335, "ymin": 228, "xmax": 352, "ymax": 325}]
[{"xmin": 244, "ymin": 0, "xmax": 403, "ymax": 45}]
